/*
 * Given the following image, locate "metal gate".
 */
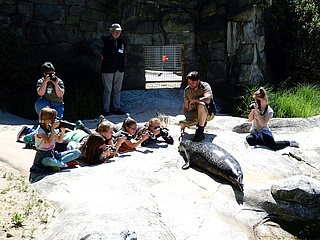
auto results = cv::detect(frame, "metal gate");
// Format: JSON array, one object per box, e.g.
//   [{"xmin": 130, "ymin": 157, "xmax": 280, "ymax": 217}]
[{"xmin": 144, "ymin": 45, "xmax": 183, "ymax": 89}]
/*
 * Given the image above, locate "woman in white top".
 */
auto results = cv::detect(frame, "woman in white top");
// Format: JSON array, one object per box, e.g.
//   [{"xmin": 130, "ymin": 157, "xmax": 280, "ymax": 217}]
[{"xmin": 246, "ymin": 87, "xmax": 299, "ymax": 150}]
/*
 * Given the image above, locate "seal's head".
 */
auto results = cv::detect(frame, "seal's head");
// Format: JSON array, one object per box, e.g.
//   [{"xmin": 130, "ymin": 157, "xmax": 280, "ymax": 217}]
[{"xmin": 178, "ymin": 139, "xmax": 192, "ymax": 152}]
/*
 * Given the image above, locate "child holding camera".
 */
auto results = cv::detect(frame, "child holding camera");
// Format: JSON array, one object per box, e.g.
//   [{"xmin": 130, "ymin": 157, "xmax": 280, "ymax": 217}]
[
  {"xmin": 112, "ymin": 114, "xmax": 150, "ymax": 151},
  {"xmin": 79, "ymin": 133, "xmax": 113, "ymax": 165},
  {"xmin": 32, "ymin": 107, "xmax": 81, "ymax": 171},
  {"xmin": 136, "ymin": 117, "xmax": 174, "ymax": 147},
  {"xmin": 17, "ymin": 119, "xmax": 91, "ymax": 151},
  {"xmin": 96, "ymin": 120, "xmax": 126, "ymax": 158},
  {"xmin": 35, "ymin": 62, "xmax": 65, "ymax": 119},
  {"xmin": 246, "ymin": 87, "xmax": 299, "ymax": 149}
]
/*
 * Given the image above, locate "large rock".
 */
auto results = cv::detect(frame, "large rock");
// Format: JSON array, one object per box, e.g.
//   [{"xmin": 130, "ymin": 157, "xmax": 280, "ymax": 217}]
[
  {"xmin": 30, "ymin": 89, "xmax": 320, "ymax": 239},
  {"xmin": 1, "ymin": 89, "xmax": 320, "ymax": 239}
]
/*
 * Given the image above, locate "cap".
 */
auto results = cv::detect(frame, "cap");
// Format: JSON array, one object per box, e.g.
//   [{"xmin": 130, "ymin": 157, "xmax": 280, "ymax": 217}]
[{"xmin": 110, "ymin": 23, "xmax": 122, "ymax": 31}]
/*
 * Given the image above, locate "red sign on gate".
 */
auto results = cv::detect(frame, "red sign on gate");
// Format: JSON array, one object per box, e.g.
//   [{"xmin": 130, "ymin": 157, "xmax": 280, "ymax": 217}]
[{"xmin": 162, "ymin": 55, "xmax": 168, "ymax": 62}]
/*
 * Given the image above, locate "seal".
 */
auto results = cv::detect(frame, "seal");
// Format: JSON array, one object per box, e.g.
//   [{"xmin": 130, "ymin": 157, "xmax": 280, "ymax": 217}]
[{"xmin": 178, "ymin": 139, "xmax": 244, "ymax": 191}]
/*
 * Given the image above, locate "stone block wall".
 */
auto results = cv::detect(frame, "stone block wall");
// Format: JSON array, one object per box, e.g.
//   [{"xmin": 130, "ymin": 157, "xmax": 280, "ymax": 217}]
[{"xmin": 0, "ymin": 0, "xmax": 270, "ymax": 97}]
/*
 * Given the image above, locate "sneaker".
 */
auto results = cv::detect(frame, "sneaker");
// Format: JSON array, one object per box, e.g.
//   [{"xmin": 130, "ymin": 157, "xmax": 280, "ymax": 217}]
[
  {"xmin": 103, "ymin": 111, "xmax": 112, "ymax": 116},
  {"xmin": 290, "ymin": 140, "xmax": 299, "ymax": 147},
  {"xmin": 75, "ymin": 120, "xmax": 84, "ymax": 130},
  {"xmin": 96, "ymin": 115, "xmax": 105, "ymax": 128},
  {"xmin": 66, "ymin": 160, "xmax": 79, "ymax": 168},
  {"xmin": 17, "ymin": 126, "xmax": 33, "ymax": 141},
  {"xmin": 113, "ymin": 109, "xmax": 126, "ymax": 115}
]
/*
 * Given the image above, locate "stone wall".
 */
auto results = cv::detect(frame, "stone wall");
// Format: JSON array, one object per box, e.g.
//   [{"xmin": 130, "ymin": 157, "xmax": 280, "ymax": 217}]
[{"xmin": 0, "ymin": 0, "xmax": 270, "ymax": 96}]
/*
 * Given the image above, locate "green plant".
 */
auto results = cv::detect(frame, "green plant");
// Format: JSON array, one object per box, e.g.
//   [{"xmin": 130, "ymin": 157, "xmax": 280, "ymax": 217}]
[
  {"xmin": 1, "ymin": 186, "xmax": 11, "ymax": 194},
  {"xmin": 11, "ymin": 212, "xmax": 24, "ymax": 227},
  {"xmin": 235, "ymin": 85, "xmax": 274, "ymax": 118},
  {"xmin": 2, "ymin": 172, "xmax": 14, "ymax": 180},
  {"xmin": 25, "ymin": 202, "xmax": 34, "ymax": 216},
  {"xmin": 38, "ymin": 213, "xmax": 49, "ymax": 224},
  {"xmin": 234, "ymin": 83, "xmax": 320, "ymax": 118},
  {"xmin": 265, "ymin": 0, "xmax": 320, "ymax": 84}
]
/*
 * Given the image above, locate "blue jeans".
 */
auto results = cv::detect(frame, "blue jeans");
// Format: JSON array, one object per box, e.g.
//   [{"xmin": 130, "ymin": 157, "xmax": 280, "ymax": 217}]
[
  {"xmin": 35, "ymin": 98, "xmax": 64, "ymax": 119},
  {"xmin": 102, "ymin": 71, "xmax": 124, "ymax": 112},
  {"xmin": 41, "ymin": 149, "xmax": 81, "ymax": 168}
]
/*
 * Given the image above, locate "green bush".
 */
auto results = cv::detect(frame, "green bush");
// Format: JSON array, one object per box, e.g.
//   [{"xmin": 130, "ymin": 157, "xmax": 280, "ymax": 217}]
[
  {"xmin": 235, "ymin": 84, "xmax": 320, "ymax": 118},
  {"xmin": 266, "ymin": 0, "xmax": 320, "ymax": 84}
]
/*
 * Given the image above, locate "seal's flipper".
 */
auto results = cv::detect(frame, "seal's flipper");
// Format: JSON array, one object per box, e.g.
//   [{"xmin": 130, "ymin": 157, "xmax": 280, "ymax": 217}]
[{"xmin": 182, "ymin": 161, "xmax": 190, "ymax": 170}]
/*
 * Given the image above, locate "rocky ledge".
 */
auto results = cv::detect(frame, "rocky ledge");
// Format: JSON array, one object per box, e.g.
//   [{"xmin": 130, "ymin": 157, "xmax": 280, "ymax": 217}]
[{"xmin": 2, "ymin": 89, "xmax": 320, "ymax": 239}]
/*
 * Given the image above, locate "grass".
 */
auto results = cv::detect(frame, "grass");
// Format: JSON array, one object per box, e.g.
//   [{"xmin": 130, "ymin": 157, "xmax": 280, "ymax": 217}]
[
  {"xmin": 0, "ymin": 162, "xmax": 56, "ymax": 239},
  {"xmin": 235, "ymin": 83, "xmax": 320, "ymax": 118}
]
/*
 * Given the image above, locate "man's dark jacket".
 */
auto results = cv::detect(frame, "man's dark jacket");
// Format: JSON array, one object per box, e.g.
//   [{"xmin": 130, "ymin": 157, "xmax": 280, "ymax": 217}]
[{"xmin": 101, "ymin": 35, "xmax": 126, "ymax": 73}]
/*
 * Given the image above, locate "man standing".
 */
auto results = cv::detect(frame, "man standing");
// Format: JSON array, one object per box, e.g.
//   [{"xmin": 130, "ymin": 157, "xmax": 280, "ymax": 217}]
[
  {"xmin": 91, "ymin": 23, "xmax": 126, "ymax": 116},
  {"xmin": 179, "ymin": 71, "xmax": 216, "ymax": 142},
  {"xmin": 35, "ymin": 62, "xmax": 65, "ymax": 119}
]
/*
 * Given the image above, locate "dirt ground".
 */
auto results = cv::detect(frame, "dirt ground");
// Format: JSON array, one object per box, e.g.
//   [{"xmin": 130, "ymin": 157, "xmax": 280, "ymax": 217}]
[{"xmin": 0, "ymin": 161, "xmax": 56, "ymax": 240}]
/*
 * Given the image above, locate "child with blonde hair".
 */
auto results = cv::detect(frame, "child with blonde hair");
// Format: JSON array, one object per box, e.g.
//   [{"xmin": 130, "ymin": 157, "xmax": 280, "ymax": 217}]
[
  {"xmin": 96, "ymin": 120, "xmax": 126, "ymax": 157},
  {"xmin": 136, "ymin": 117, "xmax": 174, "ymax": 147},
  {"xmin": 33, "ymin": 107, "xmax": 81, "ymax": 170}
]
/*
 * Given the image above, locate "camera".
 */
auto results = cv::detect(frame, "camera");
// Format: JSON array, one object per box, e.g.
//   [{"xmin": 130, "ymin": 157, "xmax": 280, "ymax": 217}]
[
  {"xmin": 104, "ymin": 145, "xmax": 116, "ymax": 152},
  {"xmin": 249, "ymin": 99, "xmax": 261, "ymax": 109},
  {"xmin": 142, "ymin": 128, "xmax": 154, "ymax": 138},
  {"xmin": 55, "ymin": 118, "xmax": 76, "ymax": 130},
  {"xmin": 159, "ymin": 127, "xmax": 169, "ymax": 138},
  {"xmin": 120, "ymin": 131, "xmax": 133, "ymax": 140},
  {"xmin": 114, "ymin": 131, "xmax": 133, "ymax": 140},
  {"xmin": 48, "ymin": 73, "xmax": 57, "ymax": 81}
]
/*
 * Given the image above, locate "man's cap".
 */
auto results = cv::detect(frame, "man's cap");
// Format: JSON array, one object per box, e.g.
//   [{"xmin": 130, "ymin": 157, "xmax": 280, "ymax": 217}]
[{"xmin": 110, "ymin": 23, "xmax": 122, "ymax": 31}]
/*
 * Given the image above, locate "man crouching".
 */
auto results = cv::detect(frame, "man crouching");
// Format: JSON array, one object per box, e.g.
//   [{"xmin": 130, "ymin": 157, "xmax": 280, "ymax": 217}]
[{"xmin": 179, "ymin": 71, "xmax": 216, "ymax": 142}]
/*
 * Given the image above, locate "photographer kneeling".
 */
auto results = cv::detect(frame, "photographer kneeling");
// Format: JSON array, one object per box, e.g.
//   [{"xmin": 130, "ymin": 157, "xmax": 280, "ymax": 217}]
[
  {"xmin": 35, "ymin": 62, "xmax": 65, "ymax": 119},
  {"xmin": 246, "ymin": 87, "xmax": 299, "ymax": 150}
]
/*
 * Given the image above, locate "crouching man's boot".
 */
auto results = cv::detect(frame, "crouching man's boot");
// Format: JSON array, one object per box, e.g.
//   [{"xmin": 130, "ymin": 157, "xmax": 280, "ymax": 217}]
[{"xmin": 192, "ymin": 126, "xmax": 205, "ymax": 142}]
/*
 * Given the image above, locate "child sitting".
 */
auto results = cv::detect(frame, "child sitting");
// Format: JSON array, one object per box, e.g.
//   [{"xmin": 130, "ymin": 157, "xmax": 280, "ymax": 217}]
[{"xmin": 32, "ymin": 107, "xmax": 81, "ymax": 171}]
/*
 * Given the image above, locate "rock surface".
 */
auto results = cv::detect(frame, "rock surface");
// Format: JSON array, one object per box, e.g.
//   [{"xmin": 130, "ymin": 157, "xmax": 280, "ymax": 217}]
[{"xmin": 1, "ymin": 88, "xmax": 320, "ymax": 239}]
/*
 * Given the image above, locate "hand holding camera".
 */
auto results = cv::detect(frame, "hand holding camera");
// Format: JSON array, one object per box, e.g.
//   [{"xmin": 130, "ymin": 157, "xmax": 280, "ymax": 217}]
[
  {"xmin": 140, "ymin": 131, "xmax": 150, "ymax": 141},
  {"xmin": 150, "ymin": 126, "xmax": 160, "ymax": 136},
  {"xmin": 46, "ymin": 73, "xmax": 57, "ymax": 82},
  {"xmin": 142, "ymin": 128, "xmax": 154, "ymax": 138},
  {"xmin": 104, "ymin": 145, "xmax": 116, "ymax": 152},
  {"xmin": 249, "ymin": 99, "xmax": 261, "ymax": 110},
  {"xmin": 117, "ymin": 135, "xmax": 126, "ymax": 145},
  {"xmin": 119, "ymin": 131, "xmax": 133, "ymax": 140},
  {"xmin": 55, "ymin": 117, "xmax": 76, "ymax": 130},
  {"xmin": 51, "ymin": 119, "xmax": 61, "ymax": 129}
]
